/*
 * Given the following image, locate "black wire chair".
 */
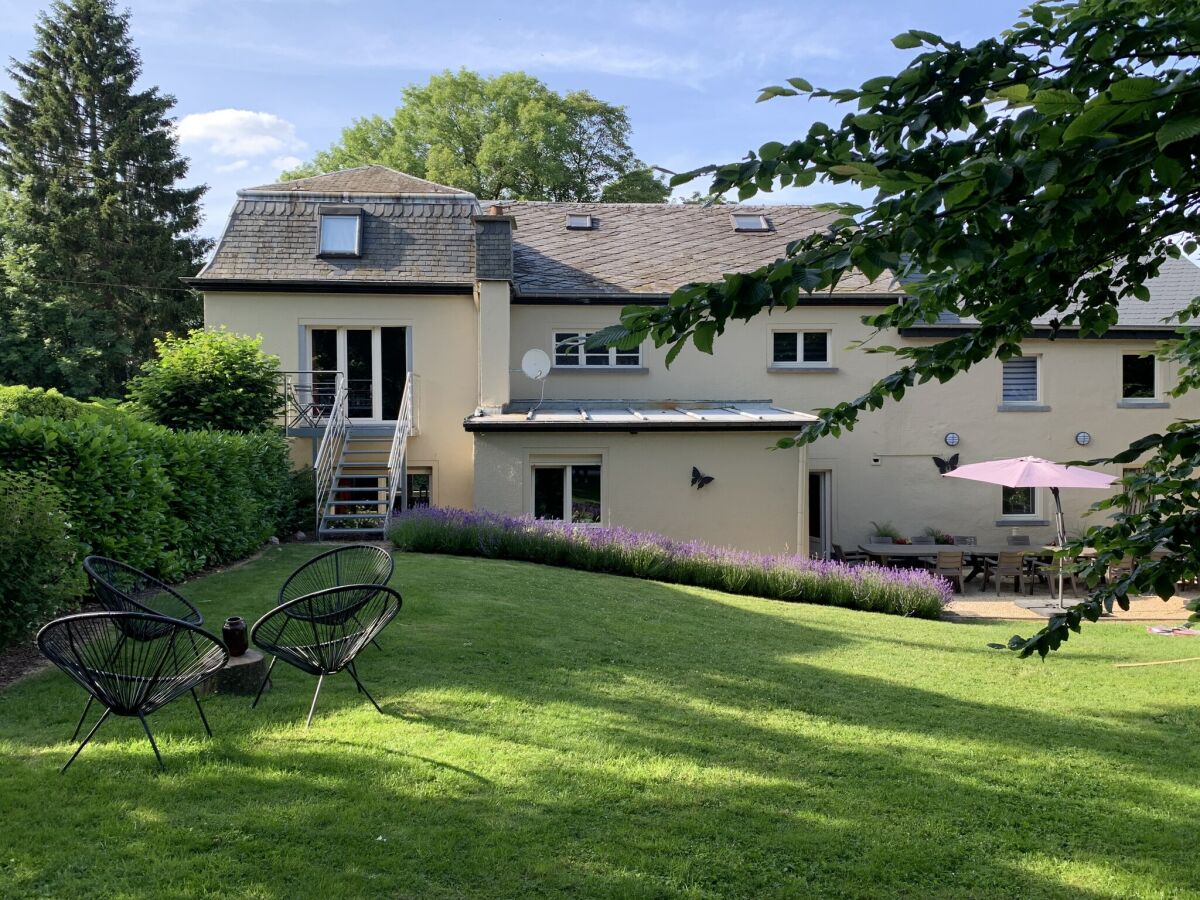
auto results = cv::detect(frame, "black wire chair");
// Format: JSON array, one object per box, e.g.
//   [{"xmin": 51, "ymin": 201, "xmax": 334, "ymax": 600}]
[
  {"xmin": 277, "ymin": 545, "xmax": 394, "ymax": 652},
  {"xmin": 37, "ymin": 611, "xmax": 228, "ymax": 773},
  {"xmin": 250, "ymin": 584, "xmax": 402, "ymax": 727},
  {"xmin": 77, "ymin": 556, "xmax": 205, "ymax": 742}
]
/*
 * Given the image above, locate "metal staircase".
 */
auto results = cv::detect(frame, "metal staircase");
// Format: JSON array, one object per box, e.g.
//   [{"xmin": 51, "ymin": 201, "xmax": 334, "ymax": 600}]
[{"xmin": 312, "ymin": 372, "xmax": 414, "ymax": 539}]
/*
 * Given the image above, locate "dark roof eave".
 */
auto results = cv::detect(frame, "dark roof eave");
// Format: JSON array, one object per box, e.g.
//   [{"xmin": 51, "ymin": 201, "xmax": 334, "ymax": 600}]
[
  {"xmin": 511, "ymin": 291, "xmax": 904, "ymax": 306},
  {"xmin": 186, "ymin": 278, "xmax": 474, "ymax": 295},
  {"xmin": 900, "ymin": 325, "xmax": 1182, "ymax": 339}
]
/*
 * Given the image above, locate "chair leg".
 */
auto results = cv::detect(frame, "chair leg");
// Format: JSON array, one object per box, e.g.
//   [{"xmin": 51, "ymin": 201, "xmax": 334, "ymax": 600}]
[
  {"xmin": 250, "ymin": 656, "xmax": 277, "ymax": 709},
  {"xmin": 372, "ymin": 638, "xmax": 384, "ymax": 653},
  {"xmin": 61, "ymin": 707, "xmax": 111, "ymax": 774},
  {"xmin": 191, "ymin": 688, "xmax": 213, "ymax": 737},
  {"xmin": 305, "ymin": 674, "xmax": 325, "ymax": 729},
  {"xmin": 346, "ymin": 662, "xmax": 384, "ymax": 715},
  {"xmin": 71, "ymin": 695, "xmax": 95, "ymax": 742},
  {"xmin": 137, "ymin": 711, "xmax": 165, "ymax": 771}
]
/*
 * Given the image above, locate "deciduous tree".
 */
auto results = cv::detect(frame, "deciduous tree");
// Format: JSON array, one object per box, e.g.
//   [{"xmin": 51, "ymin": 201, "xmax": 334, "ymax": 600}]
[{"xmin": 597, "ymin": 0, "xmax": 1200, "ymax": 656}]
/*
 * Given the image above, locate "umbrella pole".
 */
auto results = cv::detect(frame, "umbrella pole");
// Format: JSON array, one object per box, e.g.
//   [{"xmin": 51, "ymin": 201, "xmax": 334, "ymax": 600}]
[{"xmin": 1051, "ymin": 486, "xmax": 1066, "ymax": 608}]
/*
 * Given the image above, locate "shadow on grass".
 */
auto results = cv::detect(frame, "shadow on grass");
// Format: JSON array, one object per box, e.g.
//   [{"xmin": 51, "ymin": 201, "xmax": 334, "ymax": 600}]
[{"xmin": 0, "ymin": 548, "xmax": 1195, "ymax": 898}]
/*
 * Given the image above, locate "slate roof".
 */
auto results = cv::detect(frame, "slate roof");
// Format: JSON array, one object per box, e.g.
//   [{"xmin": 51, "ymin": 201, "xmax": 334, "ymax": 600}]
[
  {"xmin": 915, "ymin": 255, "xmax": 1200, "ymax": 331},
  {"xmin": 503, "ymin": 201, "xmax": 898, "ymax": 298},
  {"xmin": 245, "ymin": 165, "xmax": 470, "ymax": 196},
  {"xmin": 194, "ymin": 168, "xmax": 479, "ymax": 286}
]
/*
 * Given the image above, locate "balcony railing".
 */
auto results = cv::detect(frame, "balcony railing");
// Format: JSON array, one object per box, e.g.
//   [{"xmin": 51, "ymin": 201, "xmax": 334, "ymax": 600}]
[{"xmin": 279, "ymin": 371, "xmax": 376, "ymax": 428}]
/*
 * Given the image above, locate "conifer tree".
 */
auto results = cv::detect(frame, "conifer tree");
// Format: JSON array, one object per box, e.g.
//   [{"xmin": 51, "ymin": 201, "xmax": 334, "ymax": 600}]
[{"xmin": 0, "ymin": 0, "xmax": 209, "ymax": 397}]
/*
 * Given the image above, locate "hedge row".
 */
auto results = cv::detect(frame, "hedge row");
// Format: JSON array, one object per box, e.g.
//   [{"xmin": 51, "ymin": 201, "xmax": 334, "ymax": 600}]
[
  {"xmin": 0, "ymin": 410, "xmax": 293, "ymax": 581},
  {"xmin": 0, "ymin": 471, "xmax": 87, "ymax": 646}
]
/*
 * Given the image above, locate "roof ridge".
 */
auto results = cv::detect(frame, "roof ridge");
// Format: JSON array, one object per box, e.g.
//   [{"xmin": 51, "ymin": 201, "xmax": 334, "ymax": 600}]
[{"xmin": 245, "ymin": 164, "xmax": 473, "ymax": 196}]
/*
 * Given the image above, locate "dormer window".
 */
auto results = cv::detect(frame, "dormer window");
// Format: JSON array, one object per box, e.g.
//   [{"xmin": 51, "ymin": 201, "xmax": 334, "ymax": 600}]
[
  {"xmin": 318, "ymin": 209, "xmax": 362, "ymax": 257},
  {"xmin": 731, "ymin": 213, "xmax": 769, "ymax": 232},
  {"xmin": 565, "ymin": 214, "xmax": 595, "ymax": 230}
]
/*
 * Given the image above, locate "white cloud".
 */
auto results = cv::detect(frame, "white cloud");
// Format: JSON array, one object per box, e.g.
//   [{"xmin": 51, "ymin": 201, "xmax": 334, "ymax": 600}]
[
  {"xmin": 214, "ymin": 159, "xmax": 249, "ymax": 173},
  {"xmin": 270, "ymin": 155, "xmax": 305, "ymax": 172},
  {"xmin": 175, "ymin": 109, "xmax": 306, "ymax": 158}
]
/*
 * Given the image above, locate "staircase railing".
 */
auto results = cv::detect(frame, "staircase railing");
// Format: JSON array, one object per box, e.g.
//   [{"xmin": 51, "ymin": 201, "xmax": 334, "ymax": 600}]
[
  {"xmin": 312, "ymin": 371, "xmax": 348, "ymax": 535},
  {"xmin": 385, "ymin": 373, "xmax": 416, "ymax": 523},
  {"xmin": 278, "ymin": 370, "xmax": 341, "ymax": 429}
]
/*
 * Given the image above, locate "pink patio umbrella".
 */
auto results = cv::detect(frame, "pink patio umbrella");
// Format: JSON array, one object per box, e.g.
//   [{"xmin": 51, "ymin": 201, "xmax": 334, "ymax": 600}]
[{"xmin": 943, "ymin": 456, "xmax": 1117, "ymax": 605}]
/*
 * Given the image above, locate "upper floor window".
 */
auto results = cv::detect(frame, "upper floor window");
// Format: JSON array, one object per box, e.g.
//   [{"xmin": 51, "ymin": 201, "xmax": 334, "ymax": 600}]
[
  {"xmin": 554, "ymin": 331, "xmax": 640, "ymax": 368},
  {"xmin": 772, "ymin": 330, "xmax": 830, "ymax": 367},
  {"xmin": 318, "ymin": 212, "xmax": 362, "ymax": 257},
  {"xmin": 1121, "ymin": 353, "xmax": 1156, "ymax": 400},
  {"xmin": 732, "ymin": 213, "xmax": 769, "ymax": 232},
  {"xmin": 565, "ymin": 214, "xmax": 595, "ymax": 230},
  {"xmin": 1001, "ymin": 356, "xmax": 1039, "ymax": 403},
  {"xmin": 1001, "ymin": 486, "xmax": 1039, "ymax": 518}
]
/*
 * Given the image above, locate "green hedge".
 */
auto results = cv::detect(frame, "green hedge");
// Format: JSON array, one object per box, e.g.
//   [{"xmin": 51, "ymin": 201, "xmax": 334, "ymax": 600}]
[
  {"xmin": 0, "ymin": 471, "xmax": 86, "ymax": 645},
  {"xmin": 0, "ymin": 411, "xmax": 293, "ymax": 580},
  {"xmin": 0, "ymin": 384, "xmax": 118, "ymax": 420}
]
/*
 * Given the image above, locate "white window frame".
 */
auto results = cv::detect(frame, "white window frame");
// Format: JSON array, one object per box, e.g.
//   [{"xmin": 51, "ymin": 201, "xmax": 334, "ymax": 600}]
[
  {"xmin": 318, "ymin": 213, "xmax": 362, "ymax": 257},
  {"xmin": 529, "ymin": 457, "xmax": 604, "ymax": 524},
  {"xmin": 552, "ymin": 330, "xmax": 641, "ymax": 369},
  {"xmin": 731, "ymin": 213, "xmax": 769, "ymax": 232},
  {"xmin": 1119, "ymin": 352, "xmax": 1159, "ymax": 401},
  {"xmin": 1000, "ymin": 485, "xmax": 1041, "ymax": 520},
  {"xmin": 769, "ymin": 329, "xmax": 832, "ymax": 368},
  {"xmin": 301, "ymin": 322, "xmax": 413, "ymax": 422},
  {"xmin": 1001, "ymin": 355, "xmax": 1042, "ymax": 405}
]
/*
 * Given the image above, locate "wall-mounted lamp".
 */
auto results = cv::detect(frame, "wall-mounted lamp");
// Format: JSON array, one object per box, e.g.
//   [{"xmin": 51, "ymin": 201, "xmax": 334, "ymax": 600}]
[
  {"xmin": 1075, "ymin": 431, "xmax": 1092, "ymax": 447},
  {"xmin": 944, "ymin": 432, "xmax": 960, "ymax": 447}
]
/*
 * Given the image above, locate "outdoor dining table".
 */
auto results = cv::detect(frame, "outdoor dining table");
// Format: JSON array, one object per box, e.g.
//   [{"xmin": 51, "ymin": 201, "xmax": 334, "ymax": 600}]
[{"xmin": 857, "ymin": 542, "xmax": 1054, "ymax": 559}]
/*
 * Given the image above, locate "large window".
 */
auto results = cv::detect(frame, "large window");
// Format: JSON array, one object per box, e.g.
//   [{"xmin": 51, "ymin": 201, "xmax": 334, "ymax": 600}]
[
  {"xmin": 554, "ymin": 332, "xmax": 639, "ymax": 368},
  {"xmin": 306, "ymin": 326, "xmax": 407, "ymax": 420},
  {"xmin": 1001, "ymin": 486, "xmax": 1038, "ymax": 518},
  {"xmin": 1001, "ymin": 356, "xmax": 1040, "ymax": 403},
  {"xmin": 772, "ymin": 330, "xmax": 830, "ymax": 367},
  {"xmin": 533, "ymin": 463, "xmax": 602, "ymax": 523},
  {"xmin": 1121, "ymin": 354, "xmax": 1156, "ymax": 400},
  {"xmin": 318, "ymin": 213, "xmax": 362, "ymax": 256}
]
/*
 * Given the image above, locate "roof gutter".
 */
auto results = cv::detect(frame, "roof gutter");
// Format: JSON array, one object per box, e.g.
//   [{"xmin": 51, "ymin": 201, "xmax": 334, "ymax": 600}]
[{"xmin": 185, "ymin": 278, "xmax": 474, "ymax": 295}]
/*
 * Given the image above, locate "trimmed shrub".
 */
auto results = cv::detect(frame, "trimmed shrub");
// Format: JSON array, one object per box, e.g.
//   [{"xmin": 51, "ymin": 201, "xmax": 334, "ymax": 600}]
[
  {"xmin": 0, "ymin": 471, "xmax": 86, "ymax": 645},
  {"xmin": 0, "ymin": 411, "xmax": 293, "ymax": 579},
  {"xmin": 0, "ymin": 384, "xmax": 124, "ymax": 421},
  {"xmin": 127, "ymin": 329, "xmax": 281, "ymax": 432},
  {"xmin": 389, "ymin": 508, "xmax": 952, "ymax": 619}
]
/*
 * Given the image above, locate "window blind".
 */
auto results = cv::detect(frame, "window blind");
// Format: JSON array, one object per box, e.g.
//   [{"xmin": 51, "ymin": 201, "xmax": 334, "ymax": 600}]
[{"xmin": 1002, "ymin": 357, "xmax": 1038, "ymax": 402}]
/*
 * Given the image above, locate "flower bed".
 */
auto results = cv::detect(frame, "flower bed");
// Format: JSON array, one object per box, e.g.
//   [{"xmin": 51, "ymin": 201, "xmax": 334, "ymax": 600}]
[{"xmin": 388, "ymin": 508, "xmax": 951, "ymax": 619}]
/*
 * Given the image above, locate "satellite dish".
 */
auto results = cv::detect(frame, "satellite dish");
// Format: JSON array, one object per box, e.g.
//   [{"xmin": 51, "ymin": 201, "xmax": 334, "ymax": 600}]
[{"xmin": 521, "ymin": 348, "xmax": 552, "ymax": 381}]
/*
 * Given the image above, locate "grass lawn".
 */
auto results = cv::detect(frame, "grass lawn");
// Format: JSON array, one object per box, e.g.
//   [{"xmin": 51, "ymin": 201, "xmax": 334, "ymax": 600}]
[{"xmin": 1, "ymin": 545, "xmax": 1197, "ymax": 899}]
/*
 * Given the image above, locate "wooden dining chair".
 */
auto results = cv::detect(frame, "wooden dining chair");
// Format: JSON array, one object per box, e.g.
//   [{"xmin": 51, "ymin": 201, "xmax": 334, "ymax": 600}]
[
  {"xmin": 985, "ymin": 551, "xmax": 1028, "ymax": 595},
  {"xmin": 933, "ymin": 552, "xmax": 965, "ymax": 593}
]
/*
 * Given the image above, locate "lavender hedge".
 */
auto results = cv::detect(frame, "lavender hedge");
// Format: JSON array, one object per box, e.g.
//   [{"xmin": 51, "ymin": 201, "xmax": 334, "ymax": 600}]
[{"xmin": 388, "ymin": 508, "xmax": 951, "ymax": 619}]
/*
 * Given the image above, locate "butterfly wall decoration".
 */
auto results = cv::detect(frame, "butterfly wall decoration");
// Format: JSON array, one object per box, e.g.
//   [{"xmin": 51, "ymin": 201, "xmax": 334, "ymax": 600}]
[
  {"xmin": 691, "ymin": 466, "xmax": 715, "ymax": 489},
  {"xmin": 932, "ymin": 453, "xmax": 959, "ymax": 474}
]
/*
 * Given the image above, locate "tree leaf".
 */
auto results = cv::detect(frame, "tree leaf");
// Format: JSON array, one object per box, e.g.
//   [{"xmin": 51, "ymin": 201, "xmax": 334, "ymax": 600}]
[
  {"xmin": 1155, "ymin": 114, "xmax": 1200, "ymax": 150},
  {"xmin": 1033, "ymin": 89, "xmax": 1083, "ymax": 116},
  {"xmin": 891, "ymin": 32, "xmax": 924, "ymax": 49}
]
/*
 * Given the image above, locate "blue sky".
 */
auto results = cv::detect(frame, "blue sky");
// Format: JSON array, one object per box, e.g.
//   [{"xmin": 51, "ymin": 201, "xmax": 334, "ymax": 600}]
[{"xmin": 0, "ymin": 0, "xmax": 1022, "ymax": 238}]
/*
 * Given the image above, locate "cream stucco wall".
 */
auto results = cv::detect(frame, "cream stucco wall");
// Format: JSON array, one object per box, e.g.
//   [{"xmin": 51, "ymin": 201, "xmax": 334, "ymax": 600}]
[
  {"xmin": 473, "ymin": 430, "xmax": 806, "ymax": 554},
  {"xmin": 508, "ymin": 303, "xmax": 1197, "ymax": 550},
  {"xmin": 204, "ymin": 291, "xmax": 479, "ymax": 510}
]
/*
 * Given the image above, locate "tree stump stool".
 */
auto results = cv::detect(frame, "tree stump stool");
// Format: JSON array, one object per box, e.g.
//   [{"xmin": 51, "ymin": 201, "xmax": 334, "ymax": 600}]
[{"xmin": 199, "ymin": 648, "xmax": 270, "ymax": 697}]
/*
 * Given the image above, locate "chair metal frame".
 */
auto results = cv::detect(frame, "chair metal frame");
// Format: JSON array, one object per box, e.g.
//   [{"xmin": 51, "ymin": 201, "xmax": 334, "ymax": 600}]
[
  {"xmin": 37, "ymin": 611, "xmax": 227, "ymax": 773},
  {"xmin": 250, "ymin": 583, "xmax": 402, "ymax": 727},
  {"xmin": 277, "ymin": 545, "xmax": 394, "ymax": 652}
]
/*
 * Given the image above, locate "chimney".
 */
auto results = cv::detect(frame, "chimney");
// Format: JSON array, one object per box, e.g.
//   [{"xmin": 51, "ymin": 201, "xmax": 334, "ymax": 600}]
[{"xmin": 473, "ymin": 205, "xmax": 514, "ymax": 281}]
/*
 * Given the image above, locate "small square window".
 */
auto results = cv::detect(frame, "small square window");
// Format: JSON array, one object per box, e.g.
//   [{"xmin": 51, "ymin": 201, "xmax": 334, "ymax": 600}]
[
  {"xmin": 1001, "ymin": 356, "xmax": 1039, "ymax": 403},
  {"xmin": 319, "ymin": 213, "xmax": 361, "ymax": 256},
  {"xmin": 532, "ymin": 463, "xmax": 602, "ymax": 523},
  {"xmin": 554, "ymin": 332, "xmax": 581, "ymax": 367},
  {"xmin": 405, "ymin": 469, "xmax": 432, "ymax": 509},
  {"xmin": 772, "ymin": 330, "xmax": 829, "ymax": 367},
  {"xmin": 732, "ymin": 213, "xmax": 769, "ymax": 232},
  {"xmin": 1121, "ymin": 354, "xmax": 1155, "ymax": 400},
  {"xmin": 1001, "ymin": 486, "xmax": 1037, "ymax": 518},
  {"xmin": 565, "ymin": 214, "xmax": 594, "ymax": 230}
]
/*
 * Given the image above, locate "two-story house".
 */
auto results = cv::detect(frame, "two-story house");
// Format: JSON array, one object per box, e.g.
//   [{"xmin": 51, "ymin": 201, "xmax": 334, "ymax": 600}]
[{"xmin": 194, "ymin": 166, "xmax": 1200, "ymax": 555}]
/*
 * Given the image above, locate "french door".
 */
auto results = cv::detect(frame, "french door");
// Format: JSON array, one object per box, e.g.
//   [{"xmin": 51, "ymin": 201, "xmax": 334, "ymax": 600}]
[{"xmin": 308, "ymin": 326, "xmax": 408, "ymax": 421}]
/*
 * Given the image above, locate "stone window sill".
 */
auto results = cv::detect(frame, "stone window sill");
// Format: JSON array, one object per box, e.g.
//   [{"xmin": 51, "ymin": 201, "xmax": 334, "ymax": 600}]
[
  {"xmin": 550, "ymin": 366, "xmax": 648, "ymax": 375},
  {"xmin": 1117, "ymin": 399, "xmax": 1169, "ymax": 409},
  {"xmin": 997, "ymin": 403, "xmax": 1051, "ymax": 412},
  {"xmin": 994, "ymin": 519, "xmax": 1050, "ymax": 527},
  {"xmin": 767, "ymin": 365, "xmax": 839, "ymax": 374}
]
